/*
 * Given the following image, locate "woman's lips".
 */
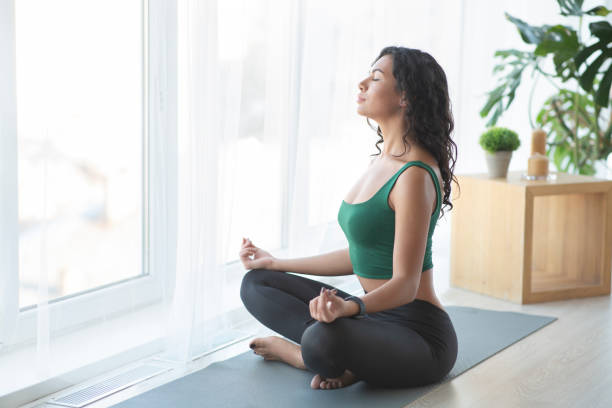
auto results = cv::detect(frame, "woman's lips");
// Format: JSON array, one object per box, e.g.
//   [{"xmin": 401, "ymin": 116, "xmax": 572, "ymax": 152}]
[{"xmin": 356, "ymin": 95, "xmax": 366, "ymax": 103}]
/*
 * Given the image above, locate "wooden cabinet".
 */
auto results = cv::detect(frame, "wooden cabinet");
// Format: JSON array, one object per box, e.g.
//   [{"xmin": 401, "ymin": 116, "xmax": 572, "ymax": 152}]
[{"xmin": 450, "ymin": 171, "xmax": 612, "ymax": 304}]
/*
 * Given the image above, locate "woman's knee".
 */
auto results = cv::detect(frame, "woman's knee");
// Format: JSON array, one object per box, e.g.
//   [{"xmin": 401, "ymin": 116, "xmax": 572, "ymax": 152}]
[
  {"xmin": 239, "ymin": 268, "xmax": 273, "ymax": 306},
  {"xmin": 300, "ymin": 321, "xmax": 345, "ymax": 369}
]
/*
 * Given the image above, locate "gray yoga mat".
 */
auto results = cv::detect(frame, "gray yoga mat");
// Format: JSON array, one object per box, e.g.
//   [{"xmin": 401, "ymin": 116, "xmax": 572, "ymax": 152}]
[{"xmin": 111, "ymin": 305, "xmax": 557, "ymax": 408}]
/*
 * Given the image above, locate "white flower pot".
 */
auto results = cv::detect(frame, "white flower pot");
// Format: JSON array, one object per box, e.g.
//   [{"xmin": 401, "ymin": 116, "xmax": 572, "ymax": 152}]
[{"xmin": 484, "ymin": 150, "xmax": 513, "ymax": 178}]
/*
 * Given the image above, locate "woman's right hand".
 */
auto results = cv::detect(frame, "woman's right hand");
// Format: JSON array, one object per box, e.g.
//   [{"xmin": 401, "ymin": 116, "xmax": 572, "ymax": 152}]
[{"xmin": 239, "ymin": 237, "xmax": 276, "ymax": 270}]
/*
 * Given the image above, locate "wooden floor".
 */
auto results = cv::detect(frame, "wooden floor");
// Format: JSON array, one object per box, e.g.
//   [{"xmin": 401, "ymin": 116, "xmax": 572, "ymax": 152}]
[
  {"xmin": 408, "ymin": 288, "xmax": 612, "ymax": 408},
  {"xmin": 23, "ymin": 287, "xmax": 612, "ymax": 408}
]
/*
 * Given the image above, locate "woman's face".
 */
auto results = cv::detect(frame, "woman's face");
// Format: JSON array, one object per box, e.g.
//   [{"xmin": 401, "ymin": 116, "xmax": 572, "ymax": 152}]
[{"xmin": 356, "ymin": 54, "xmax": 405, "ymax": 121}]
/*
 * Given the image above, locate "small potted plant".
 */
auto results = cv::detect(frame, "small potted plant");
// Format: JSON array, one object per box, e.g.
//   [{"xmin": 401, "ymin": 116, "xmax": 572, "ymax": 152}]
[{"xmin": 479, "ymin": 126, "xmax": 521, "ymax": 178}]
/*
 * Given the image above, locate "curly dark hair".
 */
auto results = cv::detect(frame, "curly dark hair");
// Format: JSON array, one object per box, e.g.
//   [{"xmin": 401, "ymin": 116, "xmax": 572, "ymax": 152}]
[{"xmin": 367, "ymin": 46, "xmax": 459, "ymax": 219}]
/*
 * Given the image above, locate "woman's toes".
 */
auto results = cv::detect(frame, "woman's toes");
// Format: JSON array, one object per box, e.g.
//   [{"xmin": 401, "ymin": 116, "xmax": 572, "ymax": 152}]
[
  {"xmin": 312, "ymin": 372, "xmax": 354, "ymax": 390},
  {"xmin": 310, "ymin": 374, "xmax": 323, "ymax": 389}
]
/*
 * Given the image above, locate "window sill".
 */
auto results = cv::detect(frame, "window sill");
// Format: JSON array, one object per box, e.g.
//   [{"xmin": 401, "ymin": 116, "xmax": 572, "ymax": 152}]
[{"xmin": 0, "ymin": 301, "xmax": 166, "ymax": 408}]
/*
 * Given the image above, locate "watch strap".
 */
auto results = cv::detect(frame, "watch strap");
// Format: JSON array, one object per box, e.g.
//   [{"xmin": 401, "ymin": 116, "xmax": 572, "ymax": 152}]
[{"xmin": 345, "ymin": 295, "xmax": 366, "ymax": 319}]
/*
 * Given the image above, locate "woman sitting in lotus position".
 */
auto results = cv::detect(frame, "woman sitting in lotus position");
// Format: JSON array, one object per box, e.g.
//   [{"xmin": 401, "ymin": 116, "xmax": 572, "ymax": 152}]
[{"xmin": 239, "ymin": 45, "xmax": 459, "ymax": 390}]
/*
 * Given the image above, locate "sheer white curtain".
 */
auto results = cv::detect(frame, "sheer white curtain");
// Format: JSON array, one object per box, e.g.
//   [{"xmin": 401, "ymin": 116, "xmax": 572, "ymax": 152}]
[{"xmin": 158, "ymin": 0, "xmax": 302, "ymax": 363}]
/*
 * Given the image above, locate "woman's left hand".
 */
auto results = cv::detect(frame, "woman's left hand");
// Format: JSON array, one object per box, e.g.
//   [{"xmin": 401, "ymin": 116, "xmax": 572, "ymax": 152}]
[{"xmin": 309, "ymin": 287, "xmax": 353, "ymax": 323}]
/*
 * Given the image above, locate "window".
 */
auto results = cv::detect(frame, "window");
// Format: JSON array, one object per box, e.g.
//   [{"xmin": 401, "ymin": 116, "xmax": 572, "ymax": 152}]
[
  {"xmin": 16, "ymin": 0, "xmax": 145, "ymax": 309},
  {"xmin": 0, "ymin": 0, "xmax": 176, "ymax": 348}
]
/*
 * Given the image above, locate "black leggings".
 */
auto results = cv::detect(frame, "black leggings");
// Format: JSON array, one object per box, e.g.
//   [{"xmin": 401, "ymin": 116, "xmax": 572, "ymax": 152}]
[{"xmin": 240, "ymin": 268, "xmax": 458, "ymax": 388}]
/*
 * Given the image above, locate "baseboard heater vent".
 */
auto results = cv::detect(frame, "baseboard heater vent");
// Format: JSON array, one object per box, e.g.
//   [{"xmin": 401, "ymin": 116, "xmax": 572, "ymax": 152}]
[{"xmin": 46, "ymin": 364, "xmax": 172, "ymax": 407}]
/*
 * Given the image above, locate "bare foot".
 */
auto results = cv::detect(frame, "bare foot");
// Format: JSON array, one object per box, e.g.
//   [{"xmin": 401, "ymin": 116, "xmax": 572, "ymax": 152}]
[
  {"xmin": 250, "ymin": 336, "xmax": 306, "ymax": 370},
  {"xmin": 310, "ymin": 369, "xmax": 359, "ymax": 390}
]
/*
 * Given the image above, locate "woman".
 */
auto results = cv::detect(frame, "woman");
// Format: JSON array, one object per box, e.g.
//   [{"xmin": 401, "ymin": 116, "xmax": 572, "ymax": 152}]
[{"xmin": 239, "ymin": 46, "xmax": 459, "ymax": 390}]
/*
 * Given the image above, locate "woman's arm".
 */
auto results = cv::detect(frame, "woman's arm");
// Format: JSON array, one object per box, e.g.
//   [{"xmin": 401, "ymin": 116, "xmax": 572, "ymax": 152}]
[{"xmin": 270, "ymin": 247, "xmax": 354, "ymax": 277}]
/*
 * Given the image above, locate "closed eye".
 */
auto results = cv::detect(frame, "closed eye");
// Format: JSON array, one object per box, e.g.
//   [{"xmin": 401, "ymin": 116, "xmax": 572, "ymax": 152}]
[{"xmin": 366, "ymin": 72, "xmax": 379, "ymax": 81}]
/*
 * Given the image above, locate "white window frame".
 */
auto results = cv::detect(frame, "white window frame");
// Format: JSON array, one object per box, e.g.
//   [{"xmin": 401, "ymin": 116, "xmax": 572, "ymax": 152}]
[{"xmin": 0, "ymin": 0, "xmax": 178, "ymax": 349}]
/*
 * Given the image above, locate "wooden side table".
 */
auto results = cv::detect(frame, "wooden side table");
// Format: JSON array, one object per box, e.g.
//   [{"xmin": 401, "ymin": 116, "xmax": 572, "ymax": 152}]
[{"xmin": 450, "ymin": 171, "xmax": 612, "ymax": 304}]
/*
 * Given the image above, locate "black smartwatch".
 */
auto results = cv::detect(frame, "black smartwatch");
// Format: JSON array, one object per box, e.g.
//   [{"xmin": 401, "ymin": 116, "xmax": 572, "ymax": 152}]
[{"xmin": 345, "ymin": 296, "xmax": 366, "ymax": 319}]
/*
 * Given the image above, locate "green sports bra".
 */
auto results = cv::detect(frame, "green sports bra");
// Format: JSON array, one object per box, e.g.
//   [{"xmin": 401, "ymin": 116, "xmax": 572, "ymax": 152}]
[{"xmin": 337, "ymin": 160, "xmax": 442, "ymax": 279}]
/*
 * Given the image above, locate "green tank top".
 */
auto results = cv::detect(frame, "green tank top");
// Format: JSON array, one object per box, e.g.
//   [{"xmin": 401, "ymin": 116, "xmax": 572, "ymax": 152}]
[{"xmin": 337, "ymin": 160, "xmax": 442, "ymax": 279}]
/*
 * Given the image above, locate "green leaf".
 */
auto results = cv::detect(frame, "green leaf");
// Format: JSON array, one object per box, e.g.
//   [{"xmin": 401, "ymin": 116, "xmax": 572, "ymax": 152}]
[
  {"xmin": 574, "ymin": 42, "xmax": 602, "ymax": 68},
  {"xmin": 505, "ymin": 12, "xmax": 547, "ymax": 44},
  {"xmin": 590, "ymin": 21, "xmax": 612, "ymax": 42},
  {"xmin": 494, "ymin": 49, "xmax": 532, "ymax": 59},
  {"xmin": 486, "ymin": 101, "xmax": 504, "ymax": 127},
  {"xmin": 582, "ymin": 163, "xmax": 596, "ymax": 175},
  {"xmin": 578, "ymin": 49, "xmax": 611, "ymax": 91},
  {"xmin": 584, "ymin": 6, "xmax": 611, "ymax": 16},
  {"xmin": 504, "ymin": 74, "xmax": 522, "ymax": 109},
  {"xmin": 480, "ymin": 83, "xmax": 506, "ymax": 117},
  {"xmin": 534, "ymin": 25, "xmax": 578, "ymax": 59},
  {"xmin": 480, "ymin": 48, "xmax": 533, "ymax": 125},
  {"xmin": 573, "ymin": 22, "xmax": 612, "ymax": 107},
  {"xmin": 534, "ymin": 25, "xmax": 580, "ymax": 80},
  {"xmin": 557, "ymin": 0, "xmax": 585, "ymax": 16},
  {"xmin": 536, "ymin": 104, "xmax": 550, "ymax": 123},
  {"xmin": 493, "ymin": 63, "xmax": 506, "ymax": 73},
  {"xmin": 553, "ymin": 142, "xmax": 567, "ymax": 168},
  {"xmin": 557, "ymin": 0, "xmax": 610, "ymax": 17},
  {"xmin": 594, "ymin": 66, "xmax": 612, "ymax": 107}
]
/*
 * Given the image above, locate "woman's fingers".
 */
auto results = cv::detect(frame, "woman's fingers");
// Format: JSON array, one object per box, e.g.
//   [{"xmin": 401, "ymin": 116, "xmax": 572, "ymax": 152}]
[
  {"xmin": 240, "ymin": 248, "xmax": 255, "ymax": 257},
  {"xmin": 323, "ymin": 291, "xmax": 334, "ymax": 321},
  {"xmin": 309, "ymin": 298, "xmax": 316, "ymax": 320},
  {"xmin": 313, "ymin": 289, "xmax": 325, "ymax": 320},
  {"xmin": 318, "ymin": 292, "xmax": 327, "ymax": 321},
  {"xmin": 316, "ymin": 290, "xmax": 328, "ymax": 322},
  {"xmin": 309, "ymin": 288, "xmax": 340, "ymax": 322},
  {"xmin": 321, "ymin": 289, "xmax": 339, "ymax": 322}
]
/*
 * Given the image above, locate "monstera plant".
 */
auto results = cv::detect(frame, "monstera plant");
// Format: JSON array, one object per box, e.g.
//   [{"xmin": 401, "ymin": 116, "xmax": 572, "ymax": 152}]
[{"xmin": 480, "ymin": 0, "xmax": 612, "ymax": 176}]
